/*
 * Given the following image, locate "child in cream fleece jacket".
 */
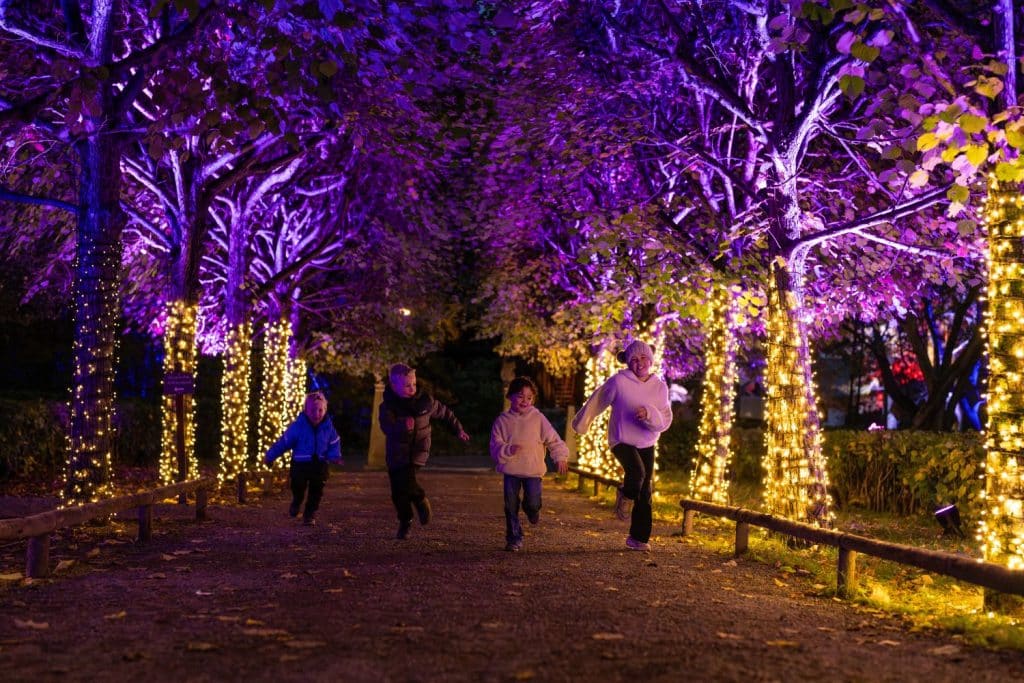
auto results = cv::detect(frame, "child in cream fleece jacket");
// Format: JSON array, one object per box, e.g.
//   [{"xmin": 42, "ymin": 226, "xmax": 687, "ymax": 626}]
[
  {"xmin": 490, "ymin": 376, "xmax": 569, "ymax": 552},
  {"xmin": 572, "ymin": 340, "xmax": 672, "ymax": 551}
]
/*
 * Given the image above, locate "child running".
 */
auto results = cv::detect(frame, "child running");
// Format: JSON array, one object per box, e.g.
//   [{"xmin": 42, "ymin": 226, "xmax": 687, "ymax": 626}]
[
  {"xmin": 378, "ymin": 363, "xmax": 470, "ymax": 539},
  {"xmin": 264, "ymin": 390, "xmax": 343, "ymax": 526},
  {"xmin": 489, "ymin": 376, "xmax": 569, "ymax": 551}
]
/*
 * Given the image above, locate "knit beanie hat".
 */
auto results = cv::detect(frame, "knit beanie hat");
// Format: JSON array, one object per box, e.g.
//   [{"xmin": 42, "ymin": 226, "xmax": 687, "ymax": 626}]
[{"xmin": 617, "ymin": 340, "xmax": 654, "ymax": 364}]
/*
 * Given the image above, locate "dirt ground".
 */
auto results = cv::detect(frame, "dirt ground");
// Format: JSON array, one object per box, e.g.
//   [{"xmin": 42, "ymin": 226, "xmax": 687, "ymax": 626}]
[{"xmin": 1, "ymin": 466, "xmax": 1023, "ymax": 682}]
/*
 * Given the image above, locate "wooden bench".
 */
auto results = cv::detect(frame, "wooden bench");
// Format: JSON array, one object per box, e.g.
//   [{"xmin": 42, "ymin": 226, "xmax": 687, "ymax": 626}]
[
  {"xmin": 0, "ymin": 477, "xmax": 217, "ymax": 579},
  {"xmin": 679, "ymin": 497, "xmax": 1024, "ymax": 600},
  {"xmin": 567, "ymin": 464, "xmax": 620, "ymax": 496}
]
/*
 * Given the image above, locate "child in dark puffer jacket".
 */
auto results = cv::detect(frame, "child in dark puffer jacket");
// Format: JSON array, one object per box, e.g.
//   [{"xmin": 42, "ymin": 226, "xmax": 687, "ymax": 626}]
[{"xmin": 378, "ymin": 363, "xmax": 469, "ymax": 539}]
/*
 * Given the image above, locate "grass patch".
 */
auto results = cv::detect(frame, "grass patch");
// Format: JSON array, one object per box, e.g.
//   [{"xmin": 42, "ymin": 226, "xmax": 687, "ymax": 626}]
[{"xmin": 562, "ymin": 468, "xmax": 1024, "ymax": 651}]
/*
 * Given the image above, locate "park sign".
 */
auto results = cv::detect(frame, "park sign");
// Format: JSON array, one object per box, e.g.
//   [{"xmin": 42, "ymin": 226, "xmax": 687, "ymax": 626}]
[{"xmin": 162, "ymin": 372, "xmax": 195, "ymax": 396}]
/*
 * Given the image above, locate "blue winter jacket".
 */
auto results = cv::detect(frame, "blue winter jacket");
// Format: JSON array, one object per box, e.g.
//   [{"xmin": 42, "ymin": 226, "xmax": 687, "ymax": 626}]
[{"xmin": 265, "ymin": 414, "xmax": 342, "ymax": 465}]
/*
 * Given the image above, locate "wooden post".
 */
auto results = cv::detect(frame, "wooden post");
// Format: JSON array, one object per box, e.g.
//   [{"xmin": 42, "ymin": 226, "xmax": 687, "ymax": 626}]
[
  {"xmin": 138, "ymin": 504, "xmax": 152, "ymax": 542},
  {"xmin": 577, "ymin": 472, "xmax": 586, "ymax": 492},
  {"xmin": 682, "ymin": 508, "xmax": 694, "ymax": 536},
  {"xmin": 237, "ymin": 473, "xmax": 247, "ymax": 504},
  {"xmin": 565, "ymin": 405, "xmax": 577, "ymax": 464},
  {"xmin": 735, "ymin": 521, "xmax": 750, "ymax": 555},
  {"xmin": 195, "ymin": 486, "xmax": 208, "ymax": 521},
  {"xmin": 837, "ymin": 547, "xmax": 857, "ymax": 598},
  {"xmin": 367, "ymin": 376, "xmax": 387, "ymax": 470},
  {"xmin": 175, "ymin": 392, "xmax": 187, "ymax": 504},
  {"xmin": 26, "ymin": 534, "xmax": 50, "ymax": 578},
  {"xmin": 592, "ymin": 480, "xmax": 599, "ymax": 496}
]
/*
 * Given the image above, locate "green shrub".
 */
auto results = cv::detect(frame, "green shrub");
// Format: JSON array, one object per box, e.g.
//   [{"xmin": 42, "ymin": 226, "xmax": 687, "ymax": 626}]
[
  {"xmin": 0, "ymin": 398, "xmax": 165, "ymax": 483},
  {"xmin": 823, "ymin": 430, "xmax": 983, "ymax": 519},
  {"xmin": 0, "ymin": 399, "xmax": 68, "ymax": 482},
  {"xmin": 715, "ymin": 426, "xmax": 983, "ymax": 519}
]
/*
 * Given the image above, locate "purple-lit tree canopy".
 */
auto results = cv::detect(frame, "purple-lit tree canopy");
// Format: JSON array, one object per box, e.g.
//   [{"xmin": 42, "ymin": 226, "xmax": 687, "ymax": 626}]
[{"xmin": 1, "ymin": 1, "xmax": 1021, "ymax": 530}]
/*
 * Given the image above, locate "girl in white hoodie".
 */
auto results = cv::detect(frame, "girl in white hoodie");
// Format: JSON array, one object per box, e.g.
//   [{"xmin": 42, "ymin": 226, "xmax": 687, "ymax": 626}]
[
  {"xmin": 572, "ymin": 340, "xmax": 672, "ymax": 551},
  {"xmin": 490, "ymin": 376, "xmax": 570, "ymax": 551}
]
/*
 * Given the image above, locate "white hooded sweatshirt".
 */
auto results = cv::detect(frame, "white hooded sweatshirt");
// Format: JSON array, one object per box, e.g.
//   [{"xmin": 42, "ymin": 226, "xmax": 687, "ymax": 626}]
[
  {"xmin": 490, "ymin": 406, "xmax": 570, "ymax": 478},
  {"xmin": 571, "ymin": 369, "xmax": 672, "ymax": 448}
]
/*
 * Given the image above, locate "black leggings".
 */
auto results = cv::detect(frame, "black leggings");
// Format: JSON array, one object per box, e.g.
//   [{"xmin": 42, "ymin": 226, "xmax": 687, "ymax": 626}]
[
  {"xmin": 387, "ymin": 464, "xmax": 426, "ymax": 523},
  {"xmin": 612, "ymin": 443, "xmax": 655, "ymax": 543}
]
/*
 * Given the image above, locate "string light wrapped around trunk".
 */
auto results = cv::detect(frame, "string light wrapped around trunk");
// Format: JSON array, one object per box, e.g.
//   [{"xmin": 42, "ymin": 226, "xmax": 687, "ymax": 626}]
[
  {"xmin": 257, "ymin": 319, "xmax": 293, "ymax": 471},
  {"xmin": 761, "ymin": 266, "xmax": 833, "ymax": 526},
  {"xmin": 159, "ymin": 300, "xmax": 198, "ymax": 484},
  {"xmin": 690, "ymin": 284, "xmax": 740, "ymax": 504},
  {"xmin": 979, "ymin": 177, "xmax": 1024, "ymax": 571},
  {"xmin": 218, "ymin": 321, "xmax": 252, "ymax": 483}
]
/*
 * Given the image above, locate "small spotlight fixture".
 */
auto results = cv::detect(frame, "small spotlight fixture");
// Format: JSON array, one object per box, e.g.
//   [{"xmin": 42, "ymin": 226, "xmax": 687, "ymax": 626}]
[{"xmin": 935, "ymin": 504, "xmax": 964, "ymax": 539}]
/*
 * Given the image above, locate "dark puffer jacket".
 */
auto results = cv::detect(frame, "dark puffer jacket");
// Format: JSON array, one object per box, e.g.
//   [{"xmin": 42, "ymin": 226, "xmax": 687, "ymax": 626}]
[{"xmin": 379, "ymin": 385, "xmax": 465, "ymax": 469}]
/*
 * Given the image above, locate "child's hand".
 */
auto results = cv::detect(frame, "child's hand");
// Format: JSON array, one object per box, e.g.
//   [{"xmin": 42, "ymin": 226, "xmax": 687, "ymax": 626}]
[
  {"xmin": 404, "ymin": 417, "xmax": 415, "ymax": 431},
  {"xmin": 508, "ymin": 444, "xmax": 520, "ymax": 455},
  {"xmin": 556, "ymin": 460, "xmax": 568, "ymax": 475},
  {"xmin": 635, "ymin": 406, "xmax": 648, "ymax": 421},
  {"xmin": 458, "ymin": 430, "xmax": 470, "ymax": 442}
]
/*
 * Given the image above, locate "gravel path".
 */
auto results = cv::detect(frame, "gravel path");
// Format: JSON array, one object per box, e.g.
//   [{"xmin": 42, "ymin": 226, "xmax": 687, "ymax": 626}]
[{"xmin": 1, "ymin": 468, "xmax": 1022, "ymax": 682}]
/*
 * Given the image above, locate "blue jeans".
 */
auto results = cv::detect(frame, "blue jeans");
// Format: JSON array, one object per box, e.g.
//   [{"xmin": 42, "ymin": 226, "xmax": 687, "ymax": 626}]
[
  {"xmin": 503, "ymin": 475, "xmax": 542, "ymax": 544},
  {"xmin": 612, "ymin": 443, "xmax": 655, "ymax": 543}
]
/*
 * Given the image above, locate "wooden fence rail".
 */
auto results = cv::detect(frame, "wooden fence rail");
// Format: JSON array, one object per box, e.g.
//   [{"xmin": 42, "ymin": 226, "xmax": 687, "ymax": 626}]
[
  {"xmin": 0, "ymin": 476, "xmax": 217, "ymax": 579},
  {"xmin": 567, "ymin": 465, "xmax": 620, "ymax": 496},
  {"xmin": 679, "ymin": 498, "xmax": 1024, "ymax": 600}
]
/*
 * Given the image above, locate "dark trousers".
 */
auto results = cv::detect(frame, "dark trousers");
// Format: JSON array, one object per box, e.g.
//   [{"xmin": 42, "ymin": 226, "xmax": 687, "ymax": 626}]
[
  {"xmin": 388, "ymin": 464, "xmax": 426, "ymax": 523},
  {"xmin": 503, "ymin": 475, "xmax": 542, "ymax": 544},
  {"xmin": 612, "ymin": 443, "xmax": 655, "ymax": 543},
  {"xmin": 291, "ymin": 460, "xmax": 328, "ymax": 518}
]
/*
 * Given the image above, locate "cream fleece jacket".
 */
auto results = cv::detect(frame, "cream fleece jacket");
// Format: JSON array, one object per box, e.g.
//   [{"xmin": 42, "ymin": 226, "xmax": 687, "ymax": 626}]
[
  {"xmin": 490, "ymin": 406, "xmax": 570, "ymax": 478},
  {"xmin": 571, "ymin": 369, "xmax": 672, "ymax": 448}
]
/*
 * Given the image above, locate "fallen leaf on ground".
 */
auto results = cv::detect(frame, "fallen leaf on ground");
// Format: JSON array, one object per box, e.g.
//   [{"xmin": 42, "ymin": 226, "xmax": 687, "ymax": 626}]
[
  {"xmin": 54, "ymin": 560, "xmax": 76, "ymax": 573},
  {"xmin": 773, "ymin": 578, "xmax": 788, "ymax": 587},
  {"xmin": 514, "ymin": 670, "xmax": 536, "ymax": 680},
  {"xmin": 929, "ymin": 644, "xmax": 961, "ymax": 656},
  {"xmin": 878, "ymin": 640, "xmax": 901, "ymax": 646},
  {"xmin": 279, "ymin": 573, "xmax": 298, "ymax": 580},
  {"xmin": 186, "ymin": 641, "xmax": 217, "ymax": 652},
  {"xmin": 243, "ymin": 628, "xmax": 290, "ymax": 637},
  {"xmin": 147, "ymin": 573, "xmax": 166, "ymax": 579},
  {"xmin": 323, "ymin": 588, "xmax": 344, "ymax": 594},
  {"xmin": 284, "ymin": 640, "xmax": 325, "ymax": 649},
  {"xmin": 195, "ymin": 590, "xmax": 214, "ymax": 596},
  {"xmin": 722, "ymin": 560, "xmax": 737, "ymax": 567},
  {"xmin": 86, "ymin": 549, "xmax": 100, "ymax": 558},
  {"xmin": 0, "ymin": 573, "xmax": 22, "ymax": 581},
  {"xmin": 160, "ymin": 554, "xmax": 176, "ymax": 561},
  {"xmin": 104, "ymin": 611, "xmax": 127, "ymax": 620},
  {"xmin": 14, "ymin": 619, "xmax": 49, "ymax": 630},
  {"xmin": 716, "ymin": 632, "xmax": 742, "ymax": 640},
  {"xmin": 765, "ymin": 640, "xmax": 800, "ymax": 648},
  {"xmin": 591, "ymin": 632, "xmax": 624, "ymax": 640}
]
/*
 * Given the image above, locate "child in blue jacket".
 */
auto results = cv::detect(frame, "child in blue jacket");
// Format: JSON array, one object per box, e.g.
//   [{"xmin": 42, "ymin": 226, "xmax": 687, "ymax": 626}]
[{"xmin": 265, "ymin": 391, "xmax": 342, "ymax": 525}]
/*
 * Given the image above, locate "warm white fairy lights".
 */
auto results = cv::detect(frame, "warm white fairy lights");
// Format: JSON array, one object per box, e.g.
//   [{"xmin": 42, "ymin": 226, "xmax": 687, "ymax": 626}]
[
  {"xmin": 257, "ymin": 319, "xmax": 293, "ymax": 470},
  {"xmin": 577, "ymin": 348, "xmax": 620, "ymax": 479},
  {"xmin": 63, "ymin": 237, "xmax": 119, "ymax": 505},
  {"xmin": 690, "ymin": 284, "xmax": 740, "ymax": 504},
  {"xmin": 218, "ymin": 321, "xmax": 252, "ymax": 483},
  {"xmin": 159, "ymin": 300, "xmax": 199, "ymax": 484},
  {"xmin": 285, "ymin": 355, "xmax": 307, "ymax": 425},
  {"xmin": 761, "ymin": 271, "xmax": 833, "ymax": 526},
  {"xmin": 979, "ymin": 177, "xmax": 1024, "ymax": 570}
]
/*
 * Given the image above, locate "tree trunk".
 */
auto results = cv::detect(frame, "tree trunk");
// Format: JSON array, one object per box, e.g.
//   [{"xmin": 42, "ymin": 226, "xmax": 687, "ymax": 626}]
[
  {"xmin": 979, "ymin": 178, "xmax": 1024, "ymax": 568},
  {"xmin": 762, "ymin": 261, "xmax": 831, "ymax": 525},
  {"xmin": 65, "ymin": 123, "xmax": 124, "ymax": 503},
  {"xmin": 690, "ymin": 282, "xmax": 739, "ymax": 504}
]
